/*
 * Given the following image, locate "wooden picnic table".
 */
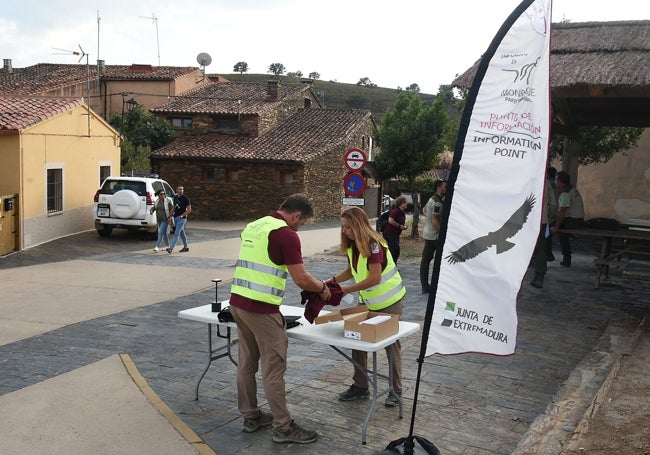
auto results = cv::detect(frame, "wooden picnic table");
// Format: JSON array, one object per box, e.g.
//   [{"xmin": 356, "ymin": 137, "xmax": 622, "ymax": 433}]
[{"xmin": 558, "ymin": 223, "xmax": 650, "ymax": 288}]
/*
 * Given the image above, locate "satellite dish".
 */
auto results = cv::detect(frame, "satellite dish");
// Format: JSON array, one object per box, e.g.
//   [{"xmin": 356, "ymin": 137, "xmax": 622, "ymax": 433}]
[{"xmin": 196, "ymin": 52, "xmax": 212, "ymax": 67}]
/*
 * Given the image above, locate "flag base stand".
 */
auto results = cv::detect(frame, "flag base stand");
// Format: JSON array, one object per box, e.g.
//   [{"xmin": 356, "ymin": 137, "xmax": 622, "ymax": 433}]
[{"xmin": 374, "ymin": 435, "xmax": 441, "ymax": 455}]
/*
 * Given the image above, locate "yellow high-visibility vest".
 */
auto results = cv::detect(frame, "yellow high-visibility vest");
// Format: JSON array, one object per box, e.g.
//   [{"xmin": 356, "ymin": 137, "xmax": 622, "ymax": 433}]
[
  {"xmin": 348, "ymin": 242, "xmax": 406, "ymax": 310},
  {"xmin": 230, "ymin": 216, "xmax": 289, "ymax": 305}
]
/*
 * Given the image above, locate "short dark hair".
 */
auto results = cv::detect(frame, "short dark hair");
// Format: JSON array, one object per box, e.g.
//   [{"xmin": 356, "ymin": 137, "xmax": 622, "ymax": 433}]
[
  {"xmin": 433, "ymin": 179, "xmax": 445, "ymax": 192},
  {"xmin": 279, "ymin": 193, "xmax": 314, "ymax": 218},
  {"xmin": 555, "ymin": 171, "xmax": 571, "ymax": 184},
  {"xmin": 547, "ymin": 166, "xmax": 557, "ymax": 179}
]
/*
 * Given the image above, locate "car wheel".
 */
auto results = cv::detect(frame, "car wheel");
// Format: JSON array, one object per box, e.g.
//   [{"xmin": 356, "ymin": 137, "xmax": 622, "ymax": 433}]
[
  {"xmin": 97, "ymin": 226, "xmax": 112, "ymax": 237},
  {"xmin": 110, "ymin": 190, "xmax": 141, "ymax": 219}
]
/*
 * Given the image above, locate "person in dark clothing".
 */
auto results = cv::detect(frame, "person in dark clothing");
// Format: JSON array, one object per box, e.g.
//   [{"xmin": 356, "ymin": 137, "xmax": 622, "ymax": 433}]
[
  {"xmin": 550, "ymin": 171, "xmax": 585, "ymax": 267},
  {"xmin": 167, "ymin": 185, "xmax": 191, "ymax": 254},
  {"xmin": 382, "ymin": 196, "xmax": 408, "ymax": 263}
]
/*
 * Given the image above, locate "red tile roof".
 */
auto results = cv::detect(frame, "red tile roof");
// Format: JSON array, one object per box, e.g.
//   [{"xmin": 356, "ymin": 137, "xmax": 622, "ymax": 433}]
[
  {"xmin": 151, "ymin": 108, "xmax": 373, "ymax": 162},
  {"xmin": 0, "ymin": 63, "xmax": 200, "ymax": 95},
  {"xmin": 0, "ymin": 95, "xmax": 82, "ymax": 131},
  {"xmin": 151, "ymin": 82, "xmax": 315, "ymax": 116}
]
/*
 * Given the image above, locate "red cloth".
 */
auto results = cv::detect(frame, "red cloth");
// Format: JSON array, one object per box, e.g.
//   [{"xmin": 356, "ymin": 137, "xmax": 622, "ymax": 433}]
[{"xmin": 301, "ymin": 281, "xmax": 344, "ymax": 323}]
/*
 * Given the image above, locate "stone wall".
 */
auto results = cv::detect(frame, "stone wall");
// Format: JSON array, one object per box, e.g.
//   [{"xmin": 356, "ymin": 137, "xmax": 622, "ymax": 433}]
[{"xmin": 157, "ymin": 159, "xmax": 310, "ymax": 220}]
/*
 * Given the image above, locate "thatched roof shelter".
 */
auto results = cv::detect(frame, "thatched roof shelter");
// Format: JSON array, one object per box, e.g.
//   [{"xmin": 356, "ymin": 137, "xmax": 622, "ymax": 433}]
[{"xmin": 452, "ymin": 20, "xmax": 650, "ymax": 132}]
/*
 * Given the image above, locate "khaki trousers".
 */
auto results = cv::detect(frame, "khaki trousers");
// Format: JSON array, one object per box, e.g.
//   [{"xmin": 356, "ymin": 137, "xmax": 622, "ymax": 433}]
[
  {"xmin": 230, "ymin": 306, "xmax": 292, "ymax": 431},
  {"xmin": 351, "ymin": 299, "xmax": 404, "ymax": 394}
]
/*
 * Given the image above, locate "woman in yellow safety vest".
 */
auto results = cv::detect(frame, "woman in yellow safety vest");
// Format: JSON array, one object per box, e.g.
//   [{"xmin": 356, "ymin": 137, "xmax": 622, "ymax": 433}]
[{"xmin": 331, "ymin": 206, "xmax": 406, "ymax": 407}]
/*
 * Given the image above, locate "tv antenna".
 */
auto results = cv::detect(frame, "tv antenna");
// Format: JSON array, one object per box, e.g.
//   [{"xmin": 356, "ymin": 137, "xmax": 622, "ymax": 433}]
[
  {"xmin": 52, "ymin": 44, "xmax": 91, "ymax": 136},
  {"xmin": 139, "ymin": 13, "xmax": 160, "ymax": 66},
  {"xmin": 196, "ymin": 52, "xmax": 212, "ymax": 82}
]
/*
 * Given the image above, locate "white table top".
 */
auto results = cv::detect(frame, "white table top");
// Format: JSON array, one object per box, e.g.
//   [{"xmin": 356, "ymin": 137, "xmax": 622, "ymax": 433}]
[{"xmin": 178, "ymin": 303, "xmax": 421, "ymax": 352}]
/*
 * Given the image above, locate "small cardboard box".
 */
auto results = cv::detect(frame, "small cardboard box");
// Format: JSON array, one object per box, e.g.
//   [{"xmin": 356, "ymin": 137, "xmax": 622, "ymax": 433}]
[
  {"xmin": 343, "ymin": 311, "xmax": 399, "ymax": 342},
  {"xmin": 314, "ymin": 306, "xmax": 367, "ymax": 324}
]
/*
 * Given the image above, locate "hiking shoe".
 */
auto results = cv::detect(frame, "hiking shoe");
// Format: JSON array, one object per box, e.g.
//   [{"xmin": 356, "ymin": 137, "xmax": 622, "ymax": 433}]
[
  {"xmin": 153, "ymin": 247, "xmax": 159, "ymax": 253},
  {"xmin": 338, "ymin": 385, "xmax": 369, "ymax": 401},
  {"xmin": 384, "ymin": 392, "xmax": 401, "ymax": 407},
  {"xmin": 242, "ymin": 410, "xmax": 273, "ymax": 433},
  {"xmin": 272, "ymin": 420, "xmax": 318, "ymax": 444},
  {"xmin": 180, "ymin": 247, "xmax": 189, "ymax": 252}
]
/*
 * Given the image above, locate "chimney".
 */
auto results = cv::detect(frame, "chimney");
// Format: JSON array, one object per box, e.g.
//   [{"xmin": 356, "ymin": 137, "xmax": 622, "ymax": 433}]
[
  {"xmin": 267, "ymin": 79, "xmax": 279, "ymax": 100},
  {"xmin": 3, "ymin": 59, "xmax": 12, "ymax": 73},
  {"xmin": 97, "ymin": 59, "xmax": 105, "ymax": 76}
]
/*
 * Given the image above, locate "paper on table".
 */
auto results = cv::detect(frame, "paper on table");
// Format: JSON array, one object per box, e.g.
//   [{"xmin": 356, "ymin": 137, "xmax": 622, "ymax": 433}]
[{"xmin": 360, "ymin": 315, "xmax": 392, "ymax": 325}]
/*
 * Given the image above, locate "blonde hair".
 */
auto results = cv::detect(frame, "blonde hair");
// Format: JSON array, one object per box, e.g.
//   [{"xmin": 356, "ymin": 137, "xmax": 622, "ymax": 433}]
[{"xmin": 339, "ymin": 207, "xmax": 385, "ymax": 257}]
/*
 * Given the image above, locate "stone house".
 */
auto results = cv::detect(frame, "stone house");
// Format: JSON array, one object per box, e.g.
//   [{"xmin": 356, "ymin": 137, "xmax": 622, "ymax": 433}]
[{"xmin": 150, "ymin": 80, "xmax": 378, "ymax": 220}]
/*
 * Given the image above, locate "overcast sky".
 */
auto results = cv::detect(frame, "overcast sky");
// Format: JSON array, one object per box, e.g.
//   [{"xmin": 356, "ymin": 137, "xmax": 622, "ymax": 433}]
[{"xmin": 1, "ymin": 0, "xmax": 648, "ymax": 94}]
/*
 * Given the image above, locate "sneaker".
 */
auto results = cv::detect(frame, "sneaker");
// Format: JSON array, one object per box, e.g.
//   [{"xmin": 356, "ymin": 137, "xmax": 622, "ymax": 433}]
[
  {"xmin": 272, "ymin": 420, "xmax": 318, "ymax": 444},
  {"xmin": 384, "ymin": 392, "xmax": 401, "ymax": 407},
  {"xmin": 165, "ymin": 248, "xmax": 172, "ymax": 254},
  {"xmin": 338, "ymin": 385, "xmax": 369, "ymax": 401},
  {"xmin": 180, "ymin": 247, "xmax": 189, "ymax": 252},
  {"xmin": 560, "ymin": 259, "xmax": 571, "ymax": 267},
  {"xmin": 153, "ymin": 247, "xmax": 159, "ymax": 253},
  {"xmin": 242, "ymin": 410, "xmax": 273, "ymax": 433}
]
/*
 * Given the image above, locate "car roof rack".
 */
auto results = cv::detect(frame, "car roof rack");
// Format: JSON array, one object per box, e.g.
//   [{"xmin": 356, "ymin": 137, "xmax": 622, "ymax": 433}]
[{"xmin": 120, "ymin": 172, "xmax": 160, "ymax": 178}]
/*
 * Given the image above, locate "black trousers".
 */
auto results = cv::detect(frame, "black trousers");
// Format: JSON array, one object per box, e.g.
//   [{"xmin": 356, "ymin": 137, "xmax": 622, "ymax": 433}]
[
  {"xmin": 558, "ymin": 217, "xmax": 585, "ymax": 258},
  {"xmin": 382, "ymin": 232, "xmax": 401, "ymax": 263}
]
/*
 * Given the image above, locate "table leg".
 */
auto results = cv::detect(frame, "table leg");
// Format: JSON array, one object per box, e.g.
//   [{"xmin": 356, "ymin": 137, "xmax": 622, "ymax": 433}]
[
  {"xmin": 361, "ymin": 352, "xmax": 379, "ymax": 445},
  {"xmin": 194, "ymin": 324, "xmax": 238, "ymax": 400},
  {"xmin": 595, "ymin": 237, "xmax": 612, "ymax": 289},
  {"xmin": 331, "ymin": 346, "xmax": 391, "ymax": 445},
  {"xmin": 194, "ymin": 324, "xmax": 214, "ymax": 400}
]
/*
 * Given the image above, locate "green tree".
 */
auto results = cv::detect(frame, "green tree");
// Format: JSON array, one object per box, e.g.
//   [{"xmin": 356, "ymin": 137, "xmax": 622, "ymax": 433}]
[
  {"xmin": 308, "ymin": 71, "xmax": 320, "ymax": 80},
  {"xmin": 108, "ymin": 105, "xmax": 177, "ymax": 172},
  {"xmin": 357, "ymin": 77, "xmax": 377, "ymax": 88},
  {"xmin": 268, "ymin": 63, "xmax": 286, "ymax": 76},
  {"xmin": 375, "ymin": 90, "xmax": 450, "ymax": 237},
  {"xmin": 550, "ymin": 126, "xmax": 643, "ymax": 165},
  {"xmin": 233, "ymin": 61, "xmax": 248, "ymax": 74},
  {"xmin": 405, "ymin": 83, "xmax": 420, "ymax": 92}
]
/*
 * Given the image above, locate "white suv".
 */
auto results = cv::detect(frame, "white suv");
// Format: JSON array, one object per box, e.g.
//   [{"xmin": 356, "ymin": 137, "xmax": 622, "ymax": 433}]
[{"xmin": 93, "ymin": 175, "xmax": 175, "ymax": 237}]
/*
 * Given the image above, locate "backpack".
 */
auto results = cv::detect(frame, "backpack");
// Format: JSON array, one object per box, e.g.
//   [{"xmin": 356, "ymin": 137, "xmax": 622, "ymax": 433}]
[
  {"xmin": 586, "ymin": 217, "xmax": 619, "ymax": 230},
  {"xmin": 376, "ymin": 210, "xmax": 390, "ymax": 232}
]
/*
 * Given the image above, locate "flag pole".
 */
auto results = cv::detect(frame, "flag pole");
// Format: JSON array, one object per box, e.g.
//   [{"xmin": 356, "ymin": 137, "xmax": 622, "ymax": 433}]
[{"xmin": 405, "ymin": 0, "xmax": 539, "ymax": 442}]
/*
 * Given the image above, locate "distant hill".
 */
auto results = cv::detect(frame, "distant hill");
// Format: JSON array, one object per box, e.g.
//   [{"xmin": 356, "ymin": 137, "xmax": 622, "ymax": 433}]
[{"xmin": 219, "ymin": 73, "xmax": 437, "ymax": 121}]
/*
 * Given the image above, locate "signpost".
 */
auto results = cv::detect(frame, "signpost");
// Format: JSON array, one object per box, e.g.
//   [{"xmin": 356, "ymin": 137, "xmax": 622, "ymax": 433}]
[
  {"xmin": 343, "ymin": 172, "xmax": 366, "ymax": 197},
  {"xmin": 343, "ymin": 148, "xmax": 368, "ymax": 206},
  {"xmin": 344, "ymin": 148, "xmax": 367, "ymax": 172}
]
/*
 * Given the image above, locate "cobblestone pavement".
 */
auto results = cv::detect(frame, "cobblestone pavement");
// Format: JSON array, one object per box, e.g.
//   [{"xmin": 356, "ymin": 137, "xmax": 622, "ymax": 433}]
[{"xmin": 0, "ymin": 227, "xmax": 647, "ymax": 454}]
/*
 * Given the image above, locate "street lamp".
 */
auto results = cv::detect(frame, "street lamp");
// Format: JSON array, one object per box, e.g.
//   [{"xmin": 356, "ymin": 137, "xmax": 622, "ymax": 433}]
[{"xmin": 119, "ymin": 92, "xmax": 136, "ymax": 145}]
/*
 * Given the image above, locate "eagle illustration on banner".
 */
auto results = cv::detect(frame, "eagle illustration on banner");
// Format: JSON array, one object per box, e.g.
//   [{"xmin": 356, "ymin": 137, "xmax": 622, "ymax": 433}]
[{"xmin": 446, "ymin": 194, "xmax": 535, "ymax": 264}]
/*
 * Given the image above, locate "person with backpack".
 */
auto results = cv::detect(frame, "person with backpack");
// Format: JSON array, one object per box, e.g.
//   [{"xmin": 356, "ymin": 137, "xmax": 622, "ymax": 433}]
[
  {"xmin": 382, "ymin": 196, "xmax": 408, "ymax": 263},
  {"xmin": 420, "ymin": 180, "xmax": 446, "ymax": 293}
]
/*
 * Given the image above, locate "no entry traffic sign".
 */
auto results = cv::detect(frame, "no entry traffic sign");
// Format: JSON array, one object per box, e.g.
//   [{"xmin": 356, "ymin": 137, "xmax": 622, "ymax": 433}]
[{"xmin": 344, "ymin": 148, "xmax": 367, "ymax": 172}]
